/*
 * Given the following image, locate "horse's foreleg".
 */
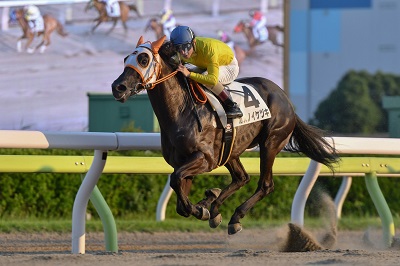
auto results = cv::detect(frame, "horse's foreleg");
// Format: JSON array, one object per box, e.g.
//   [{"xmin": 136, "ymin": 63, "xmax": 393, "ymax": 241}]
[
  {"xmin": 169, "ymin": 152, "xmax": 212, "ymax": 221},
  {"xmin": 25, "ymin": 35, "xmax": 35, "ymax": 54},
  {"xmin": 208, "ymin": 159, "xmax": 250, "ymax": 229},
  {"xmin": 175, "ymin": 176, "xmax": 193, "ymax": 217}
]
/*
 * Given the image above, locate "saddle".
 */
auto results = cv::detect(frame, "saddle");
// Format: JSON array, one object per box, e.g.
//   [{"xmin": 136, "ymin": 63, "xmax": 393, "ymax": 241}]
[{"xmin": 187, "ymin": 79, "xmax": 271, "ymax": 166}]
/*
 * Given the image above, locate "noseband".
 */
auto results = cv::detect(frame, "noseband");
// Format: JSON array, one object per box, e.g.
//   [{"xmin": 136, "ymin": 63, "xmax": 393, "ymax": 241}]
[{"xmin": 124, "ymin": 44, "xmax": 178, "ymax": 92}]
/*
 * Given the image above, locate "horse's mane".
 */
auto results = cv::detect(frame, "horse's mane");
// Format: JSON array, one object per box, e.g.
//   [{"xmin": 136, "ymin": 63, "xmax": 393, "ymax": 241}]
[
  {"xmin": 159, "ymin": 41, "xmax": 178, "ymax": 67},
  {"xmin": 159, "ymin": 41, "xmax": 186, "ymax": 84},
  {"xmin": 158, "ymin": 41, "xmax": 192, "ymax": 107}
]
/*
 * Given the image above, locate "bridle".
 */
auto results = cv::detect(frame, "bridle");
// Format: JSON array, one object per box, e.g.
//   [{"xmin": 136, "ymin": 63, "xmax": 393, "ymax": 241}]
[{"xmin": 124, "ymin": 43, "xmax": 178, "ymax": 92}]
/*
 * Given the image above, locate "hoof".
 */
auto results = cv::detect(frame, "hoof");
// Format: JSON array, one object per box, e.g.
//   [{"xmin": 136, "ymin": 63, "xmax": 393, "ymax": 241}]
[
  {"xmin": 209, "ymin": 213, "xmax": 222, "ymax": 228},
  {"xmin": 228, "ymin": 223, "xmax": 242, "ymax": 235},
  {"xmin": 206, "ymin": 188, "xmax": 221, "ymax": 198},
  {"xmin": 198, "ymin": 206, "xmax": 210, "ymax": 221}
]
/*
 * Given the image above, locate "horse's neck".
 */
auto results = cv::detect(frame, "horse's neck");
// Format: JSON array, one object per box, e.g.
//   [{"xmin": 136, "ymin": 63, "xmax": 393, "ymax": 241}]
[
  {"xmin": 94, "ymin": 1, "xmax": 105, "ymax": 12},
  {"xmin": 147, "ymin": 75, "xmax": 190, "ymax": 128},
  {"xmin": 17, "ymin": 18, "xmax": 29, "ymax": 33},
  {"xmin": 244, "ymin": 25, "xmax": 255, "ymax": 41}
]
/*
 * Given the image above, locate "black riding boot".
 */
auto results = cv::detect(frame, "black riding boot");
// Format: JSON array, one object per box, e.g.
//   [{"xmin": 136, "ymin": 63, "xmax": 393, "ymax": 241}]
[{"xmin": 218, "ymin": 89, "xmax": 243, "ymax": 119}]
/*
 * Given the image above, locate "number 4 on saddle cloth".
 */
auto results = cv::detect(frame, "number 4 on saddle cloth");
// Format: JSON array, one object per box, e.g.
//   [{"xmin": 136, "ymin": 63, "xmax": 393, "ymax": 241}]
[{"xmin": 193, "ymin": 81, "xmax": 272, "ymax": 166}]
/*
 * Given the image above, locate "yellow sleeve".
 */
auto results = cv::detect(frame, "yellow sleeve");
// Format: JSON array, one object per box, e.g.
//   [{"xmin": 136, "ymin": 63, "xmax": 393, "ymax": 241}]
[{"xmin": 188, "ymin": 56, "xmax": 219, "ymax": 86}]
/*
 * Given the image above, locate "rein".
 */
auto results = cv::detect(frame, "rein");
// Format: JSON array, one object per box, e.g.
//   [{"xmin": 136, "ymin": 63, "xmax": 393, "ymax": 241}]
[{"xmin": 145, "ymin": 70, "xmax": 178, "ymax": 90}]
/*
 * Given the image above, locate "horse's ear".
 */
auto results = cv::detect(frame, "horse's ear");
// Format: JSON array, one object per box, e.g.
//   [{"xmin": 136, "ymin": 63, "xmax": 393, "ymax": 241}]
[
  {"xmin": 151, "ymin": 35, "xmax": 166, "ymax": 54},
  {"xmin": 136, "ymin": 36, "xmax": 144, "ymax": 47}
]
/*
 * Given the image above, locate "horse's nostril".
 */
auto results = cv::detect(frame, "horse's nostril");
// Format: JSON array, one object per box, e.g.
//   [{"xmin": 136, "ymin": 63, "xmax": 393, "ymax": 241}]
[{"xmin": 117, "ymin": 84, "xmax": 127, "ymax": 92}]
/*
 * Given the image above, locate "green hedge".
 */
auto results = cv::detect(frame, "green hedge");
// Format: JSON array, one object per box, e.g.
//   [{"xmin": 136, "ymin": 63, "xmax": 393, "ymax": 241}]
[{"xmin": 0, "ymin": 149, "xmax": 399, "ymax": 220}]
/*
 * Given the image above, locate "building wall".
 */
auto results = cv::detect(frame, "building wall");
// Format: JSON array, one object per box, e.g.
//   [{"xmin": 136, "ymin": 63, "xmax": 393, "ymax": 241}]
[{"xmin": 289, "ymin": 0, "xmax": 400, "ymax": 122}]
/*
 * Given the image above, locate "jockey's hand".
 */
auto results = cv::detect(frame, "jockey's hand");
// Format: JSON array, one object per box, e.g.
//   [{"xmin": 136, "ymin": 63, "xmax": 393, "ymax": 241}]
[{"xmin": 177, "ymin": 64, "xmax": 190, "ymax": 78}]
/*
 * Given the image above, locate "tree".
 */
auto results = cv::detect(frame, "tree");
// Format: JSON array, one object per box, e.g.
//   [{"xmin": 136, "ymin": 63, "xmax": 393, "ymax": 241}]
[{"xmin": 311, "ymin": 71, "xmax": 381, "ymax": 134}]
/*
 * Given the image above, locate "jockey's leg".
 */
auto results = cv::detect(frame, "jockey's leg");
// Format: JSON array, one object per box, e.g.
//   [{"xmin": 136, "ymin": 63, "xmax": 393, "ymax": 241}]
[{"xmin": 208, "ymin": 83, "xmax": 243, "ymax": 118}]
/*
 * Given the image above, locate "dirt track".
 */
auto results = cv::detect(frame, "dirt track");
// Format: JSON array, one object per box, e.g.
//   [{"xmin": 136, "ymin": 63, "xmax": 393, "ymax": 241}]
[{"xmin": 0, "ymin": 228, "xmax": 399, "ymax": 266}]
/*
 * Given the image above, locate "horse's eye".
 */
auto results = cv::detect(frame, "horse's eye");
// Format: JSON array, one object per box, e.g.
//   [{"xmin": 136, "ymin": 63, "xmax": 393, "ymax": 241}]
[{"xmin": 137, "ymin": 53, "xmax": 150, "ymax": 68}]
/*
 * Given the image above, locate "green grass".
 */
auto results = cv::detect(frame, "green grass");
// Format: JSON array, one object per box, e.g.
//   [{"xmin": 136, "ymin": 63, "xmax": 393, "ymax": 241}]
[{"xmin": 0, "ymin": 216, "xmax": 396, "ymax": 233}]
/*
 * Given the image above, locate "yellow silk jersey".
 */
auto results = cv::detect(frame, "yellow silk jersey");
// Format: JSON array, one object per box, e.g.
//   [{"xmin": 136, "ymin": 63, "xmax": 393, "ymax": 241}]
[{"xmin": 181, "ymin": 37, "xmax": 234, "ymax": 86}]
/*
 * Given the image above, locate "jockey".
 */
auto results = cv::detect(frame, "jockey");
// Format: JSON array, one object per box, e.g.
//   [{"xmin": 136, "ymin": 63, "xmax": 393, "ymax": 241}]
[
  {"xmin": 217, "ymin": 30, "xmax": 236, "ymax": 57},
  {"xmin": 23, "ymin": 5, "xmax": 44, "ymax": 33},
  {"xmin": 100, "ymin": 0, "xmax": 121, "ymax": 17},
  {"xmin": 249, "ymin": 9, "xmax": 268, "ymax": 43},
  {"xmin": 170, "ymin": 26, "xmax": 243, "ymax": 119},
  {"xmin": 159, "ymin": 9, "xmax": 177, "ymax": 40}
]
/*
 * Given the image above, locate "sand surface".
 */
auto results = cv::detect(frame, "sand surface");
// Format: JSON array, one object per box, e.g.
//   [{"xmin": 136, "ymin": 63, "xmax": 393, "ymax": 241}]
[{"xmin": 0, "ymin": 228, "xmax": 399, "ymax": 266}]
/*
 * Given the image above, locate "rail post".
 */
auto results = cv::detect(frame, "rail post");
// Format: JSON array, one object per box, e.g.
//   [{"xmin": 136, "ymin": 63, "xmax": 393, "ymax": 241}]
[
  {"xmin": 72, "ymin": 150, "xmax": 111, "ymax": 254},
  {"xmin": 364, "ymin": 172, "xmax": 395, "ymax": 247}
]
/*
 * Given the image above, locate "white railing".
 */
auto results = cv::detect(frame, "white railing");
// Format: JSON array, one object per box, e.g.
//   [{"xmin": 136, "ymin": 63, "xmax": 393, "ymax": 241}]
[{"xmin": 0, "ymin": 130, "xmax": 399, "ymax": 253}]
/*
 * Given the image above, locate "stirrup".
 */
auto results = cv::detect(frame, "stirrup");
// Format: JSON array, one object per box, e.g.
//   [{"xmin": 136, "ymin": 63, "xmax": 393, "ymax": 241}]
[{"xmin": 225, "ymin": 106, "xmax": 243, "ymax": 119}]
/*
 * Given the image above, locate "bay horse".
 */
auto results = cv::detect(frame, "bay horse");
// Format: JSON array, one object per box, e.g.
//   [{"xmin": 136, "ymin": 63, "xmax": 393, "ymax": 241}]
[
  {"xmin": 144, "ymin": 18, "xmax": 164, "ymax": 40},
  {"xmin": 234, "ymin": 20, "xmax": 284, "ymax": 53},
  {"xmin": 85, "ymin": 0, "xmax": 141, "ymax": 35},
  {"xmin": 111, "ymin": 36, "xmax": 339, "ymax": 235},
  {"xmin": 13, "ymin": 8, "xmax": 68, "ymax": 54}
]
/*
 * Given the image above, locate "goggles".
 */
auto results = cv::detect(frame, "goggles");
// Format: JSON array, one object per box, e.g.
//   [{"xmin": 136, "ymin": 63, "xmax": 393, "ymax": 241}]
[{"xmin": 174, "ymin": 42, "xmax": 192, "ymax": 54}]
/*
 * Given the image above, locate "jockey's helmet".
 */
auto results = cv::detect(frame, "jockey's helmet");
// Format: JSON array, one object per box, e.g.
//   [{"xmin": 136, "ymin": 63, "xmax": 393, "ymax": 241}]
[
  {"xmin": 217, "ymin": 30, "xmax": 230, "ymax": 43},
  {"xmin": 160, "ymin": 9, "xmax": 173, "ymax": 23},
  {"xmin": 170, "ymin": 26, "xmax": 195, "ymax": 46},
  {"xmin": 249, "ymin": 9, "xmax": 263, "ymax": 20},
  {"xmin": 24, "ymin": 5, "xmax": 40, "ymax": 20}
]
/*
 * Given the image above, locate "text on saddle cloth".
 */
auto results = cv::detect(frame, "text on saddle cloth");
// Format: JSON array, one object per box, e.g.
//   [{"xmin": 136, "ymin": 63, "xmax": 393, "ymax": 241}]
[{"xmin": 207, "ymin": 81, "xmax": 271, "ymax": 128}]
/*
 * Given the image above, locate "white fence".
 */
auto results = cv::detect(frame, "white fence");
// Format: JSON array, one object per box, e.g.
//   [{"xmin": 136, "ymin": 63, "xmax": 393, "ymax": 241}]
[{"xmin": 0, "ymin": 130, "xmax": 399, "ymax": 253}]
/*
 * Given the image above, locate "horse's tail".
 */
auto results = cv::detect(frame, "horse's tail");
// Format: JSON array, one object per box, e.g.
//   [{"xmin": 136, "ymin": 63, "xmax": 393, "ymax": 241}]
[
  {"xmin": 56, "ymin": 21, "xmax": 68, "ymax": 37},
  {"xmin": 284, "ymin": 114, "xmax": 339, "ymax": 171}
]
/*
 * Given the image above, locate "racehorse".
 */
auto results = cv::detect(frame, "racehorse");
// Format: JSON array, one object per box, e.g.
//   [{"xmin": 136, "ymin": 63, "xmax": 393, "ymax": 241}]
[
  {"xmin": 85, "ymin": 0, "xmax": 141, "ymax": 34},
  {"xmin": 144, "ymin": 18, "xmax": 164, "ymax": 40},
  {"xmin": 12, "ymin": 8, "xmax": 68, "ymax": 53},
  {"xmin": 111, "ymin": 36, "xmax": 339, "ymax": 235},
  {"xmin": 234, "ymin": 20, "xmax": 284, "ymax": 53}
]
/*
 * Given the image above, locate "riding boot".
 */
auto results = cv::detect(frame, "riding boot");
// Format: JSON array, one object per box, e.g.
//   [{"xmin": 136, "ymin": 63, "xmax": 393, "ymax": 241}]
[{"xmin": 217, "ymin": 88, "xmax": 243, "ymax": 119}]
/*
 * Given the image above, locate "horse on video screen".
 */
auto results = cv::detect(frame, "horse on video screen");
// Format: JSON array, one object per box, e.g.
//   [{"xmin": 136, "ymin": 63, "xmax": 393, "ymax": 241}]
[
  {"xmin": 111, "ymin": 36, "xmax": 338, "ymax": 235},
  {"xmin": 13, "ymin": 8, "xmax": 68, "ymax": 53},
  {"xmin": 144, "ymin": 17, "xmax": 164, "ymax": 40},
  {"xmin": 85, "ymin": 0, "xmax": 141, "ymax": 34},
  {"xmin": 234, "ymin": 19, "xmax": 284, "ymax": 53}
]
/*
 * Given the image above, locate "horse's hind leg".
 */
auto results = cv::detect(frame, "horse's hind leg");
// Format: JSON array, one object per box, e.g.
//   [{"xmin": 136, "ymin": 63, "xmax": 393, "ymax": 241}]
[
  {"xmin": 91, "ymin": 20, "xmax": 102, "ymax": 34},
  {"xmin": 122, "ymin": 21, "xmax": 128, "ymax": 36},
  {"xmin": 37, "ymin": 34, "xmax": 50, "ymax": 54},
  {"xmin": 25, "ymin": 33, "xmax": 35, "ymax": 53},
  {"xmin": 107, "ymin": 19, "xmax": 118, "ymax": 35},
  {"xmin": 227, "ymin": 133, "xmax": 291, "ymax": 235},
  {"xmin": 208, "ymin": 159, "xmax": 250, "ymax": 229},
  {"xmin": 17, "ymin": 37, "xmax": 24, "ymax": 52}
]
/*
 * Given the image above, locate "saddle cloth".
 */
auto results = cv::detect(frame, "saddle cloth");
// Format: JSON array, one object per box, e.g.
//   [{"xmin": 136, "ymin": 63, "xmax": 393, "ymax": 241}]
[
  {"xmin": 205, "ymin": 81, "xmax": 271, "ymax": 129},
  {"xmin": 106, "ymin": 1, "xmax": 121, "ymax": 17},
  {"xmin": 28, "ymin": 17, "xmax": 44, "ymax": 32}
]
